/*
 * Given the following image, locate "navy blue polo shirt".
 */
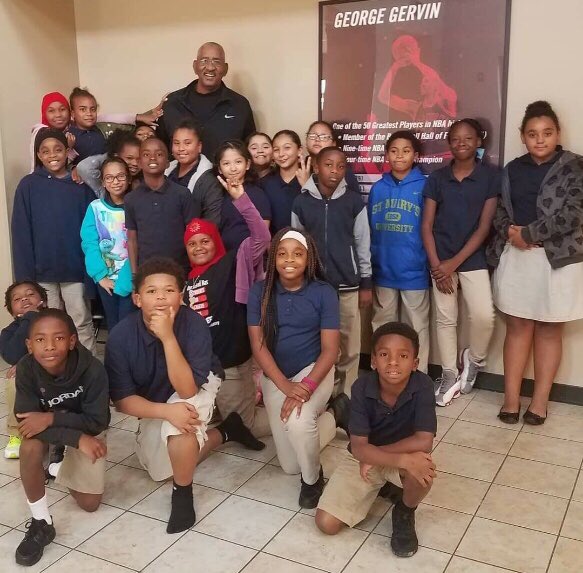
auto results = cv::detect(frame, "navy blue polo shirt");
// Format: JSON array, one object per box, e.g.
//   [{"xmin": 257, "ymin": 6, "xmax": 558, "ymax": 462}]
[
  {"xmin": 423, "ymin": 161, "xmax": 501, "ymax": 271},
  {"xmin": 349, "ymin": 370, "xmax": 437, "ymax": 446},
  {"xmin": 508, "ymin": 147, "xmax": 563, "ymax": 226},
  {"xmin": 220, "ymin": 183, "xmax": 271, "ymax": 251},
  {"xmin": 168, "ymin": 163, "xmax": 197, "ymax": 189},
  {"xmin": 105, "ymin": 306, "xmax": 222, "ymax": 403},
  {"xmin": 261, "ymin": 173, "xmax": 301, "ymax": 234},
  {"xmin": 69, "ymin": 125, "xmax": 107, "ymax": 163},
  {"xmin": 247, "ymin": 279, "xmax": 340, "ymax": 378},
  {"xmin": 124, "ymin": 178, "xmax": 196, "ymax": 270}
]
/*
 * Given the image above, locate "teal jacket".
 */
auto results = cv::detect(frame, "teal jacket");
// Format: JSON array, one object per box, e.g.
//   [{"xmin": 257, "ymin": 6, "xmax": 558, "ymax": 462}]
[{"xmin": 80, "ymin": 198, "xmax": 132, "ymax": 297}]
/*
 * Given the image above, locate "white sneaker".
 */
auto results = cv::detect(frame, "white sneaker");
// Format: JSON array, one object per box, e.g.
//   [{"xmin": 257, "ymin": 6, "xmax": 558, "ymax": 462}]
[
  {"xmin": 4, "ymin": 435, "xmax": 21, "ymax": 459},
  {"xmin": 47, "ymin": 461, "xmax": 62, "ymax": 478},
  {"xmin": 458, "ymin": 348, "xmax": 480, "ymax": 394},
  {"xmin": 436, "ymin": 371, "xmax": 461, "ymax": 407}
]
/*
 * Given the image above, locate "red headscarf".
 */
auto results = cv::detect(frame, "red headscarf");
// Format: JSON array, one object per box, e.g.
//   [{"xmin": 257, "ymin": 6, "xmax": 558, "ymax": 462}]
[
  {"xmin": 184, "ymin": 218, "xmax": 227, "ymax": 279},
  {"xmin": 41, "ymin": 92, "xmax": 70, "ymax": 127}
]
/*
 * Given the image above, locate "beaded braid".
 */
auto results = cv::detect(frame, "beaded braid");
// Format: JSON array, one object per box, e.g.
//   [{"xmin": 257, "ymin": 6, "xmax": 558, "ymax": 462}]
[{"xmin": 259, "ymin": 227, "xmax": 326, "ymax": 350}]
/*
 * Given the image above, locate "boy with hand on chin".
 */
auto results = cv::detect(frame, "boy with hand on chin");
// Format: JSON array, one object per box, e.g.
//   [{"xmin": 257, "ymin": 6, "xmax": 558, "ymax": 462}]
[
  {"xmin": 315, "ymin": 322, "xmax": 436, "ymax": 558},
  {"xmin": 125, "ymin": 138, "xmax": 196, "ymax": 275},
  {"xmin": 105, "ymin": 258, "xmax": 262, "ymax": 534},
  {"xmin": 14, "ymin": 309, "xmax": 110, "ymax": 567}
]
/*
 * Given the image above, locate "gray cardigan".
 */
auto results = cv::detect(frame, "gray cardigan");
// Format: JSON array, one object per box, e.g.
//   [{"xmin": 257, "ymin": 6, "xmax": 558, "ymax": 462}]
[{"xmin": 487, "ymin": 151, "xmax": 583, "ymax": 269}]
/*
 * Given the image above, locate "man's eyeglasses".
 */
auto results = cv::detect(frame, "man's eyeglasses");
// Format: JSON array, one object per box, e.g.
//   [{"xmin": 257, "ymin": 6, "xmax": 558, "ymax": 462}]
[
  {"xmin": 198, "ymin": 58, "xmax": 225, "ymax": 67},
  {"xmin": 103, "ymin": 174, "xmax": 128, "ymax": 183},
  {"xmin": 306, "ymin": 133, "xmax": 334, "ymax": 142}
]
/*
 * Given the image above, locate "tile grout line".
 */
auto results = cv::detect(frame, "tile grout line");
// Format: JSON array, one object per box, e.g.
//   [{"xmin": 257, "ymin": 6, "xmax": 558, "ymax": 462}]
[
  {"xmin": 543, "ymin": 432, "xmax": 583, "ymax": 573},
  {"xmin": 133, "ymin": 454, "xmax": 274, "ymax": 572},
  {"xmin": 440, "ymin": 391, "xmax": 525, "ymax": 572}
]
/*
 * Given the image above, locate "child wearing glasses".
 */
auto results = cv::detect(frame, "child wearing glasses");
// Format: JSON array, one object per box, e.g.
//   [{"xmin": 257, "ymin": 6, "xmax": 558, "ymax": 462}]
[
  {"xmin": 305, "ymin": 121, "xmax": 361, "ymax": 195},
  {"xmin": 81, "ymin": 157, "xmax": 134, "ymax": 331}
]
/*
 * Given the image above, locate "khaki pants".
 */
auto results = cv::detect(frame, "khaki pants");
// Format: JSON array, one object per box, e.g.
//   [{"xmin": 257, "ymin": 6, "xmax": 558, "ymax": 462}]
[
  {"xmin": 432, "ymin": 270, "xmax": 495, "ymax": 372},
  {"xmin": 318, "ymin": 452, "xmax": 401, "ymax": 527},
  {"xmin": 372, "ymin": 287, "xmax": 430, "ymax": 373},
  {"xmin": 136, "ymin": 375, "xmax": 221, "ymax": 482},
  {"xmin": 4, "ymin": 377, "xmax": 19, "ymax": 436},
  {"xmin": 40, "ymin": 282, "xmax": 96, "ymax": 355},
  {"xmin": 336, "ymin": 291, "xmax": 361, "ymax": 397},
  {"xmin": 55, "ymin": 431, "xmax": 107, "ymax": 495},
  {"xmin": 262, "ymin": 364, "xmax": 336, "ymax": 484},
  {"xmin": 217, "ymin": 358, "xmax": 271, "ymax": 438}
]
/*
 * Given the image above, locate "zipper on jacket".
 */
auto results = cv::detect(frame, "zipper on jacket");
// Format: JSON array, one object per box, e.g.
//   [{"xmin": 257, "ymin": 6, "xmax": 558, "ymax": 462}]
[
  {"xmin": 324, "ymin": 201, "xmax": 329, "ymax": 272},
  {"xmin": 349, "ymin": 246, "xmax": 358, "ymax": 276}
]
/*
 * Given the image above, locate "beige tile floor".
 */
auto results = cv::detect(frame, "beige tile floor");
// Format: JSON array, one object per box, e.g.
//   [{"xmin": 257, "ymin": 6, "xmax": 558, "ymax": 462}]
[{"xmin": 1, "ymin": 364, "xmax": 583, "ymax": 572}]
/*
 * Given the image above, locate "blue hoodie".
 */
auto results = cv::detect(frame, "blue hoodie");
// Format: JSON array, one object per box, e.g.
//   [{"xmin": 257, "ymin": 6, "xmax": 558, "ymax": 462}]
[
  {"xmin": 368, "ymin": 167, "xmax": 429, "ymax": 290},
  {"xmin": 11, "ymin": 168, "xmax": 95, "ymax": 283}
]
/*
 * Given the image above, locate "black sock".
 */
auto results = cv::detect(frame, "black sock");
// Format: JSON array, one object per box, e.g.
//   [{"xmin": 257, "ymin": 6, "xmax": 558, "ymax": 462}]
[
  {"xmin": 396, "ymin": 500, "xmax": 416, "ymax": 512},
  {"xmin": 167, "ymin": 482, "xmax": 195, "ymax": 534},
  {"xmin": 217, "ymin": 412, "xmax": 265, "ymax": 451}
]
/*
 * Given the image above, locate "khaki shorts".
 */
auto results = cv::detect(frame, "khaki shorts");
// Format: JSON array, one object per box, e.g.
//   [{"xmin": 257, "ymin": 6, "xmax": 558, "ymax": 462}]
[
  {"xmin": 55, "ymin": 432, "xmax": 107, "ymax": 495},
  {"xmin": 317, "ymin": 452, "xmax": 402, "ymax": 527},
  {"xmin": 135, "ymin": 375, "xmax": 221, "ymax": 482}
]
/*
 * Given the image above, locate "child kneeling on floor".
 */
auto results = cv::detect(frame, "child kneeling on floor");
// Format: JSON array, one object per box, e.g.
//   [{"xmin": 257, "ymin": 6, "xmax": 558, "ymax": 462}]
[
  {"xmin": 105, "ymin": 257, "xmax": 260, "ymax": 534},
  {"xmin": 315, "ymin": 322, "xmax": 436, "ymax": 558},
  {"xmin": 14, "ymin": 309, "xmax": 110, "ymax": 567}
]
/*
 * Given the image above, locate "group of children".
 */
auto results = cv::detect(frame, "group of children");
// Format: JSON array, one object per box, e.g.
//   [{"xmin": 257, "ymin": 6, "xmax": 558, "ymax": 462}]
[{"xmin": 2, "ymin": 91, "xmax": 583, "ymax": 566}]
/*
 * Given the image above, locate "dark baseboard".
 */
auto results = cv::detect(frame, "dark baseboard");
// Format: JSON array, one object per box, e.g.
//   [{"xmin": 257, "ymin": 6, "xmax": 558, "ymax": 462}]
[{"xmin": 359, "ymin": 354, "xmax": 583, "ymax": 407}]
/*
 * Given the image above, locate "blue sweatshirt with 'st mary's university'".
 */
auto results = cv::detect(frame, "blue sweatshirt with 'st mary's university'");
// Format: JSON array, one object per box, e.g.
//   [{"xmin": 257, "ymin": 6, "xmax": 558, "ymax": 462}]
[{"xmin": 368, "ymin": 166, "xmax": 429, "ymax": 291}]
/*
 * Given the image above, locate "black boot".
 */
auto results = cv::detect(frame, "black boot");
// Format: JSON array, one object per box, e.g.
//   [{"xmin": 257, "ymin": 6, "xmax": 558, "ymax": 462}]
[
  {"xmin": 390, "ymin": 501, "xmax": 418, "ymax": 558},
  {"xmin": 167, "ymin": 482, "xmax": 196, "ymax": 534},
  {"xmin": 15, "ymin": 518, "xmax": 56, "ymax": 566},
  {"xmin": 329, "ymin": 393, "xmax": 350, "ymax": 435},
  {"xmin": 299, "ymin": 466, "xmax": 325, "ymax": 509},
  {"xmin": 217, "ymin": 412, "xmax": 265, "ymax": 451}
]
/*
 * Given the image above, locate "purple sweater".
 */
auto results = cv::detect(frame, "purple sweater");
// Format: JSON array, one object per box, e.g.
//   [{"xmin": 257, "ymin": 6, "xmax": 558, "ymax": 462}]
[{"xmin": 233, "ymin": 193, "xmax": 271, "ymax": 303}]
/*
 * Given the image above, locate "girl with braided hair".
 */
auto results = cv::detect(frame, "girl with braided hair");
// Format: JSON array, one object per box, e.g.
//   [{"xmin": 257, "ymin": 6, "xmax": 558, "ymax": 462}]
[{"xmin": 247, "ymin": 227, "xmax": 349, "ymax": 509}]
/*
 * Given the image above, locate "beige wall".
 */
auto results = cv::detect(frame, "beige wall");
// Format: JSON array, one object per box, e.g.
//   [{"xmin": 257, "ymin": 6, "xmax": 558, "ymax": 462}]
[
  {"xmin": 74, "ymin": 0, "xmax": 321, "ymax": 138},
  {"xmin": 0, "ymin": 0, "xmax": 79, "ymax": 326}
]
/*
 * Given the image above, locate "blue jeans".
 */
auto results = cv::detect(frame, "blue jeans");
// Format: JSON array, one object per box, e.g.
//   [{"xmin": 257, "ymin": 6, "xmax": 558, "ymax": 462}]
[{"xmin": 97, "ymin": 284, "xmax": 135, "ymax": 331}]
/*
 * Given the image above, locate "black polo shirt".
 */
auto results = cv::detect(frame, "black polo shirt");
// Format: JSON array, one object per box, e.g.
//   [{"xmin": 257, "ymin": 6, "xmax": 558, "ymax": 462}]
[
  {"xmin": 69, "ymin": 125, "xmax": 106, "ymax": 163},
  {"xmin": 349, "ymin": 370, "xmax": 437, "ymax": 446},
  {"xmin": 508, "ymin": 147, "xmax": 563, "ymax": 226},
  {"xmin": 124, "ymin": 178, "xmax": 196, "ymax": 270},
  {"xmin": 105, "ymin": 306, "xmax": 222, "ymax": 403},
  {"xmin": 168, "ymin": 163, "xmax": 198, "ymax": 189},
  {"xmin": 423, "ymin": 161, "xmax": 501, "ymax": 271},
  {"xmin": 261, "ymin": 173, "xmax": 301, "ymax": 234}
]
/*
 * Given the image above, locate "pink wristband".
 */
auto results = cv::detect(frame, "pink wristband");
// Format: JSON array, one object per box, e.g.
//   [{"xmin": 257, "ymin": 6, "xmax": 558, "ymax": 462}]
[{"xmin": 302, "ymin": 377, "xmax": 319, "ymax": 394}]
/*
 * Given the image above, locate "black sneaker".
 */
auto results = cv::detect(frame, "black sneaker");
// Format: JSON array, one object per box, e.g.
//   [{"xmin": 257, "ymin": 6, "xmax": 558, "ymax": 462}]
[
  {"xmin": 329, "ymin": 393, "xmax": 350, "ymax": 435},
  {"xmin": 298, "ymin": 467, "xmax": 325, "ymax": 509},
  {"xmin": 390, "ymin": 501, "xmax": 418, "ymax": 558},
  {"xmin": 15, "ymin": 518, "xmax": 56, "ymax": 566}
]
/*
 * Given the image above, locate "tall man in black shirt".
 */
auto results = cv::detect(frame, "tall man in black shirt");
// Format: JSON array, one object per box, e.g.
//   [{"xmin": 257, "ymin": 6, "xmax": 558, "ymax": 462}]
[{"xmin": 157, "ymin": 42, "xmax": 256, "ymax": 160}]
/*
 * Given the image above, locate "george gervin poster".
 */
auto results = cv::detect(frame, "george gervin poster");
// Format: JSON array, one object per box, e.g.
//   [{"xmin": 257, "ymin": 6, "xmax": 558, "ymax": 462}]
[{"xmin": 319, "ymin": 0, "xmax": 511, "ymax": 194}]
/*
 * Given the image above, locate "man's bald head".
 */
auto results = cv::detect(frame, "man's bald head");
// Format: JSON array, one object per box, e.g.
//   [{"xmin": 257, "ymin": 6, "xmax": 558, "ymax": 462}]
[
  {"xmin": 194, "ymin": 42, "xmax": 228, "ymax": 94},
  {"xmin": 196, "ymin": 42, "xmax": 225, "ymax": 60}
]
